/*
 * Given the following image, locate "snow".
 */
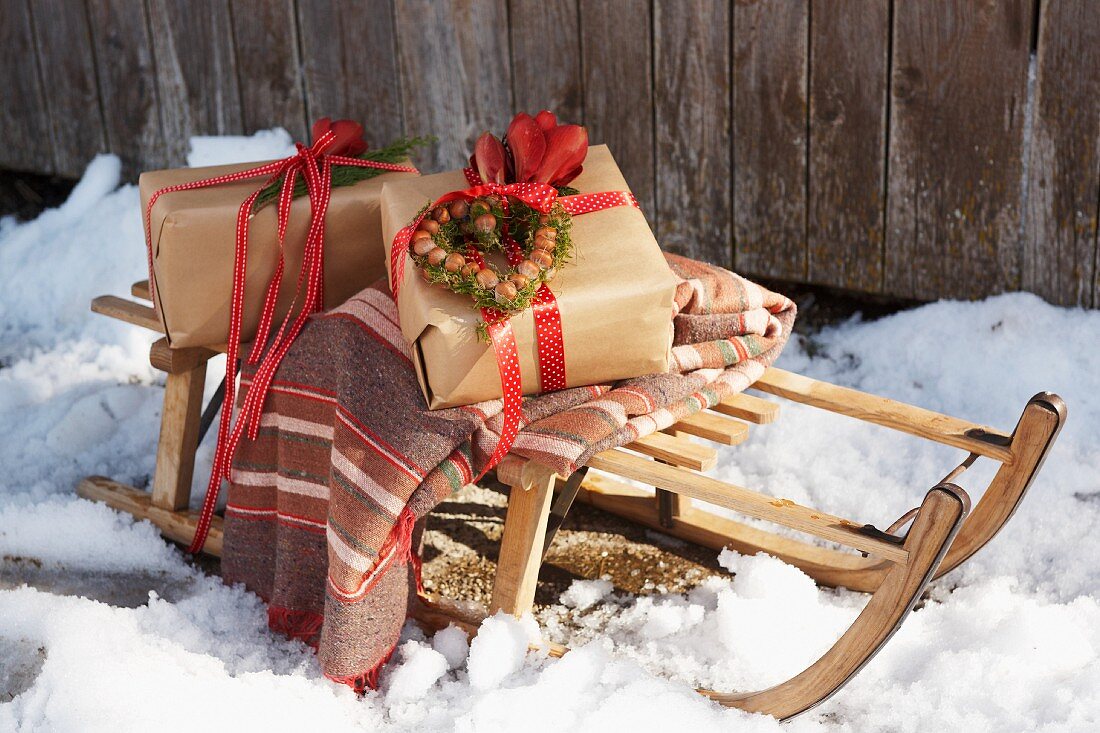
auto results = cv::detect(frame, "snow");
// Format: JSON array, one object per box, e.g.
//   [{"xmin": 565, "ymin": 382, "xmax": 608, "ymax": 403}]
[{"xmin": 1, "ymin": 130, "xmax": 1098, "ymax": 731}]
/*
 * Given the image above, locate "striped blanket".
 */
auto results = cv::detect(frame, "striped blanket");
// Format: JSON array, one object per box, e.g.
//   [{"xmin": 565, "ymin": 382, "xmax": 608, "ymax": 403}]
[{"xmin": 221, "ymin": 253, "xmax": 796, "ymax": 690}]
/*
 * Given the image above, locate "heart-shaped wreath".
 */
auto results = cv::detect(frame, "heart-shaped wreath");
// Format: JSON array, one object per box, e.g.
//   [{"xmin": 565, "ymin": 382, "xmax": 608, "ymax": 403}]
[{"xmin": 408, "ymin": 194, "xmax": 573, "ymax": 318}]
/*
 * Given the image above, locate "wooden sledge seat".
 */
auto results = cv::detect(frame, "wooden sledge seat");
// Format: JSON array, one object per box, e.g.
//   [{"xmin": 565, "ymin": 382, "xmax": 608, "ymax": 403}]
[{"xmin": 77, "ymin": 280, "xmax": 1065, "ymax": 721}]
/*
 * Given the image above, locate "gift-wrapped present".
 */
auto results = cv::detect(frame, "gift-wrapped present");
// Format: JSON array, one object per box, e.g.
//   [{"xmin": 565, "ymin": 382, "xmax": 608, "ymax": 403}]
[
  {"xmin": 382, "ymin": 144, "xmax": 679, "ymax": 410},
  {"xmin": 141, "ymin": 128, "xmax": 419, "ymax": 349}
]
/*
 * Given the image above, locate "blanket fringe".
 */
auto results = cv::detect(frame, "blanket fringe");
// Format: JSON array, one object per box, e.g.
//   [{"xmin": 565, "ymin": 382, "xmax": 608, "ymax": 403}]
[
  {"xmin": 268, "ymin": 605, "xmax": 324, "ymax": 649},
  {"xmin": 325, "ymin": 643, "xmax": 398, "ymax": 694}
]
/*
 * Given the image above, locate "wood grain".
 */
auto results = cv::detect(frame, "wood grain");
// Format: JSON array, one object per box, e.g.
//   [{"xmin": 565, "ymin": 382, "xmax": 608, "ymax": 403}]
[
  {"xmin": 0, "ymin": 0, "xmax": 53, "ymax": 171},
  {"xmin": 753, "ymin": 367, "xmax": 1014, "ymax": 463},
  {"xmin": 298, "ymin": 0, "xmax": 405, "ymax": 146},
  {"xmin": 807, "ymin": 0, "xmax": 889, "ymax": 291},
  {"xmin": 508, "ymin": 0, "xmax": 582, "ymax": 121},
  {"xmin": 579, "ymin": 0, "xmax": 655, "ymax": 219},
  {"xmin": 732, "ymin": 0, "xmax": 809, "ymax": 281},
  {"xmin": 77, "ymin": 476, "xmax": 224, "ymax": 556},
  {"xmin": 1022, "ymin": 0, "xmax": 1100, "ymax": 308},
  {"xmin": 653, "ymin": 0, "xmax": 731, "ymax": 262},
  {"xmin": 587, "ymin": 448, "xmax": 909, "ymax": 562},
  {"xmin": 395, "ymin": 0, "xmax": 513, "ymax": 171},
  {"xmin": 885, "ymin": 0, "xmax": 1032, "ymax": 300},
  {"xmin": 491, "ymin": 465, "xmax": 556, "ymax": 616},
  {"xmin": 87, "ymin": 0, "xmax": 166, "ymax": 174},
  {"xmin": 28, "ymin": 0, "xmax": 107, "ymax": 177},
  {"xmin": 229, "ymin": 0, "xmax": 307, "ymax": 141},
  {"xmin": 147, "ymin": 0, "xmax": 243, "ymax": 165},
  {"xmin": 152, "ymin": 363, "xmax": 207, "ymax": 510}
]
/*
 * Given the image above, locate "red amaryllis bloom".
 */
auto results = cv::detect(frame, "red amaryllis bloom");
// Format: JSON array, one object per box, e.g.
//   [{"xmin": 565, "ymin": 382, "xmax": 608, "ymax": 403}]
[
  {"xmin": 311, "ymin": 117, "xmax": 368, "ymax": 157},
  {"xmin": 471, "ymin": 110, "xmax": 588, "ymax": 187}
]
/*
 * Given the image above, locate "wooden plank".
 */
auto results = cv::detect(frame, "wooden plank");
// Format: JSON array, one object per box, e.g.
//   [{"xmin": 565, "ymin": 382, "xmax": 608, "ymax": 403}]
[
  {"xmin": 148, "ymin": 337, "xmax": 219, "ymax": 374},
  {"xmin": 807, "ymin": 0, "xmax": 889, "ymax": 291},
  {"xmin": 626, "ymin": 431, "xmax": 718, "ymax": 472},
  {"xmin": 298, "ymin": 0, "xmax": 405, "ymax": 147},
  {"xmin": 653, "ymin": 0, "xmax": 731, "ymax": 263},
  {"xmin": 753, "ymin": 368, "xmax": 1014, "ymax": 463},
  {"xmin": 508, "ymin": 0, "xmax": 582, "ymax": 121},
  {"xmin": 87, "ymin": 0, "xmax": 166, "ymax": 174},
  {"xmin": 1022, "ymin": 0, "xmax": 1100, "ymax": 308},
  {"xmin": 91, "ymin": 295, "xmax": 162, "ymax": 332},
  {"xmin": 671, "ymin": 411, "xmax": 749, "ymax": 446},
  {"xmin": 394, "ymin": 0, "xmax": 512, "ymax": 171},
  {"xmin": 0, "ymin": 0, "xmax": 53, "ymax": 171},
  {"xmin": 712, "ymin": 392, "xmax": 779, "ymax": 424},
  {"xmin": 77, "ymin": 476, "xmax": 223, "ymax": 555},
  {"xmin": 131, "ymin": 280, "xmax": 152, "ymax": 301},
  {"xmin": 229, "ymin": 0, "xmax": 307, "ymax": 141},
  {"xmin": 579, "ymin": 0, "xmax": 656, "ymax": 219},
  {"xmin": 152, "ymin": 364, "xmax": 207, "ymax": 510},
  {"xmin": 885, "ymin": 0, "xmax": 1032, "ymax": 300},
  {"xmin": 28, "ymin": 0, "xmax": 107, "ymax": 177},
  {"xmin": 491, "ymin": 463, "xmax": 556, "ymax": 616},
  {"xmin": 147, "ymin": 0, "xmax": 243, "ymax": 165},
  {"xmin": 575, "ymin": 471, "xmax": 890, "ymax": 590},
  {"xmin": 732, "ymin": 0, "xmax": 809, "ymax": 280},
  {"xmin": 586, "ymin": 448, "xmax": 909, "ymax": 563}
]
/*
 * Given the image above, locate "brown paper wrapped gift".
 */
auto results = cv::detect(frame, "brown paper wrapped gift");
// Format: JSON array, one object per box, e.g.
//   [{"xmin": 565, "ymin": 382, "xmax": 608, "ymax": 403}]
[
  {"xmin": 381, "ymin": 145, "xmax": 679, "ymax": 409},
  {"xmin": 141, "ymin": 160, "xmax": 417, "ymax": 349}
]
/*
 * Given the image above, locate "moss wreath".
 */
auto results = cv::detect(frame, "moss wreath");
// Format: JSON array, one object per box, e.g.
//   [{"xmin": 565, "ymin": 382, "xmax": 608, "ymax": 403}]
[{"xmin": 407, "ymin": 194, "xmax": 574, "ymax": 334}]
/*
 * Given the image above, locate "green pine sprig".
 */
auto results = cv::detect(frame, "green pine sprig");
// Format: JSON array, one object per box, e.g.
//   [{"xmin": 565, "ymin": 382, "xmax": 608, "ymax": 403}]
[{"xmin": 252, "ymin": 136, "xmax": 433, "ymax": 213}]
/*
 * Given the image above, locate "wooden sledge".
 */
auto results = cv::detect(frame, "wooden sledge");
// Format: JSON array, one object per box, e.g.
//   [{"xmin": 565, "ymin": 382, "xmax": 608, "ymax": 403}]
[{"xmin": 78, "ymin": 281, "xmax": 1065, "ymax": 721}]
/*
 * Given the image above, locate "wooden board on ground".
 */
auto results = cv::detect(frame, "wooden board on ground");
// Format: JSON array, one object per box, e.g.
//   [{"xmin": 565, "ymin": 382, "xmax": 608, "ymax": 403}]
[
  {"xmin": 579, "ymin": 0, "xmax": 656, "ymax": 220},
  {"xmin": 229, "ymin": 0, "xmax": 307, "ymax": 141},
  {"xmin": 884, "ymin": 0, "xmax": 1032, "ymax": 300},
  {"xmin": 394, "ymin": 0, "xmax": 512, "ymax": 170},
  {"xmin": 508, "ymin": 0, "xmax": 583, "ymax": 122},
  {"xmin": 0, "ymin": 0, "xmax": 53, "ymax": 172},
  {"xmin": 298, "ymin": 0, "xmax": 405, "ymax": 146},
  {"xmin": 807, "ymin": 0, "xmax": 889, "ymax": 292},
  {"xmin": 147, "ymin": 0, "xmax": 243, "ymax": 165},
  {"xmin": 732, "ymin": 0, "xmax": 809, "ymax": 281},
  {"xmin": 1022, "ymin": 0, "xmax": 1100, "ymax": 308},
  {"xmin": 29, "ymin": 0, "xmax": 107, "ymax": 178},
  {"xmin": 87, "ymin": 0, "xmax": 166, "ymax": 175},
  {"xmin": 653, "ymin": 0, "xmax": 731, "ymax": 264}
]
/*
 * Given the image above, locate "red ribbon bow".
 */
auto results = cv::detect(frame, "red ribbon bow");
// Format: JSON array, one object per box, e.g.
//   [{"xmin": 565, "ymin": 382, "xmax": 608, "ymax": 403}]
[
  {"xmin": 390, "ymin": 168, "xmax": 640, "ymax": 482},
  {"xmin": 144, "ymin": 127, "xmax": 418, "ymax": 554}
]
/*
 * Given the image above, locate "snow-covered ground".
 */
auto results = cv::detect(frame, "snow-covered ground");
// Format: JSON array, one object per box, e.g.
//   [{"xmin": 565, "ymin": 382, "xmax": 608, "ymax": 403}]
[{"xmin": 1, "ymin": 131, "xmax": 1097, "ymax": 732}]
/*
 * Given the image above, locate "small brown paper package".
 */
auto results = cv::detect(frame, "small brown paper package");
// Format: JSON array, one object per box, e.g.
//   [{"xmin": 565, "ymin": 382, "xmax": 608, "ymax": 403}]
[
  {"xmin": 141, "ymin": 160, "xmax": 417, "ymax": 349},
  {"xmin": 381, "ymin": 145, "xmax": 679, "ymax": 409}
]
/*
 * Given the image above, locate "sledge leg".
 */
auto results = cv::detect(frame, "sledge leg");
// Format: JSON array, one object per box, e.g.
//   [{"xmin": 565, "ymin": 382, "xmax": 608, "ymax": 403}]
[
  {"xmin": 490, "ymin": 460, "xmax": 558, "ymax": 616},
  {"xmin": 705, "ymin": 483, "xmax": 970, "ymax": 720},
  {"xmin": 151, "ymin": 361, "xmax": 207, "ymax": 510}
]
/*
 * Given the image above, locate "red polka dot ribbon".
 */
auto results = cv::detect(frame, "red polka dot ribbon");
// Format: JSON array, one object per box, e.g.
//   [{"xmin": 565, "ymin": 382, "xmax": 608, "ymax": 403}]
[
  {"xmin": 391, "ymin": 170, "xmax": 640, "ymax": 479},
  {"xmin": 144, "ymin": 130, "xmax": 418, "ymax": 555}
]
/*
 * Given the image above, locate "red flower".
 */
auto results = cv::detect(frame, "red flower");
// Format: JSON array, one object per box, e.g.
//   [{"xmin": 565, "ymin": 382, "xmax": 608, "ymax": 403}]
[
  {"xmin": 471, "ymin": 110, "xmax": 588, "ymax": 187},
  {"xmin": 311, "ymin": 117, "xmax": 368, "ymax": 157}
]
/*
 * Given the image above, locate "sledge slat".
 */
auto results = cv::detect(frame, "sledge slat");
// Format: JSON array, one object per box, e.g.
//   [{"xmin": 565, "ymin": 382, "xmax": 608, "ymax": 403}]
[
  {"xmin": 132, "ymin": 279, "xmax": 151, "ymax": 301},
  {"xmin": 91, "ymin": 295, "xmax": 162, "ymax": 333},
  {"xmin": 712, "ymin": 392, "xmax": 780, "ymax": 424},
  {"xmin": 76, "ymin": 476, "xmax": 223, "ymax": 556},
  {"xmin": 753, "ymin": 368, "xmax": 1015, "ymax": 463},
  {"xmin": 671, "ymin": 411, "xmax": 750, "ymax": 445},
  {"xmin": 586, "ymin": 449, "xmax": 909, "ymax": 563},
  {"xmin": 626, "ymin": 431, "xmax": 718, "ymax": 471},
  {"xmin": 149, "ymin": 337, "xmax": 219, "ymax": 374}
]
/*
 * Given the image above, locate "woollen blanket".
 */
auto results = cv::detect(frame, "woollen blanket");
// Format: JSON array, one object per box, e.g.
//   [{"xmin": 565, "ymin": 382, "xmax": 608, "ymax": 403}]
[{"xmin": 221, "ymin": 253, "xmax": 796, "ymax": 690}]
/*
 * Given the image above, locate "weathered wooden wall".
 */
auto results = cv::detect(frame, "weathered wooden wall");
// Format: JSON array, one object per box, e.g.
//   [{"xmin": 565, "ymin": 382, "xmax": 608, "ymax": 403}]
[{"xmin": 2, "ymin": 0, "xmax": 1098, "ymax": 307}]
